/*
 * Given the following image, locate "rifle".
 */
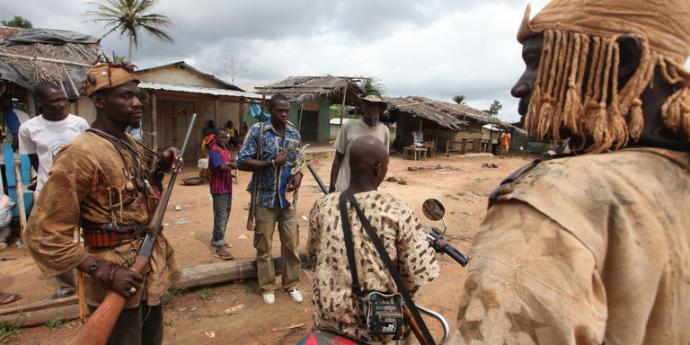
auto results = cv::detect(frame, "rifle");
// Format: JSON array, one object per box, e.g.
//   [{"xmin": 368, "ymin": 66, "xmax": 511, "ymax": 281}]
[
  {"xmin": 246, "ymin": 94, "xmax": 266, "ymax": 231},
  {"xmin": 306, "ymin": 161, "xmax": 328, "ymax": 195},
  {"xmin": 69, "ymin": 113, "xmax": 198, "ymax": 345}
]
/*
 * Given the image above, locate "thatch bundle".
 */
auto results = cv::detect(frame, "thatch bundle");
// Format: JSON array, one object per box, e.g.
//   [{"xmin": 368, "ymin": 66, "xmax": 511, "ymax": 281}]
[{"xmin": 0, "ymin": 28, "xmax": 100, "ymax": 98}]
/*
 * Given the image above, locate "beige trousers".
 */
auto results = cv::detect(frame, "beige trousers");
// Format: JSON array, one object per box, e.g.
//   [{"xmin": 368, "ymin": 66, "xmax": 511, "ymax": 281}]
[{"xmin": 253, "ymin": 206, "xmax": 300, "ymax": 292}]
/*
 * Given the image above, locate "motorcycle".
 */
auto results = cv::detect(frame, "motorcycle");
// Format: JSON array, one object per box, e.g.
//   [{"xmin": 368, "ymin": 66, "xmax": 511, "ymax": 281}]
[{"xmin": 297, "ymin": 194, "xmax": 469, "ymax": 345}]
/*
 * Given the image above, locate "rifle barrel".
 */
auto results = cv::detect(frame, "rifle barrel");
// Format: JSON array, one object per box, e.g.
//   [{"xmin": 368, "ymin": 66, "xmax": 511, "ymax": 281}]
[
  {"xmin": 139, "ymin": 113, "xmax": 197, "ymax": 259},
  {"xmin": 306, "ymin": 162, "xmax": 328, "ymax": 195}
]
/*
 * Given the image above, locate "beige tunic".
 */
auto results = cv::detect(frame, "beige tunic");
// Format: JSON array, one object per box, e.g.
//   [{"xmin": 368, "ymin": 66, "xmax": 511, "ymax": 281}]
[
  {"xmin": 452, "ymin": 148, "xmax": 690, "ymax": 345},
  {"xmin": 334, "ymin": 119, "xmax": 390, "ymax": 192},
  {"xmin": 308, "ymin": 191, "xmax": 439, "ymax": 344},
  {"xmin": 25, "ymin": 132, "xmax": 179, "ymax": 308}
]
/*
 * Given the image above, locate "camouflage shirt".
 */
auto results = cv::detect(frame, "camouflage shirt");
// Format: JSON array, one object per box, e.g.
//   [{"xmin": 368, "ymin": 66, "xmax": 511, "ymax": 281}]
[
  {"xmin": 453, "ymin": 148, "xmax": 690, "ymax": 345},
  {"xmin": 308, "ymin": 191, "xmax": 439, "ymax": 344}
]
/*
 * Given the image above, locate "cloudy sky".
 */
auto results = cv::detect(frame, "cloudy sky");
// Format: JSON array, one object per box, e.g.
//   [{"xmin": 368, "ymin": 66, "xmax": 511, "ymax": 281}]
[{"xmin": 1, "ymin": 0, "xmax": 553, "ymax": 122}]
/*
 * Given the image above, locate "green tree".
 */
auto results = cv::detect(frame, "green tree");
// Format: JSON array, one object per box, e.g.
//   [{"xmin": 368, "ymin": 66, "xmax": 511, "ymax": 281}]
[
  {"xmin": 361, "ymin": 78, "xmax": 385, "ymax": 96},
  {"xmin": 452, "ymin": 94, "xmax": 466, "ymax": 105},
  {"xmin": 486, "ymin": 100, "xmax": 503, "ymax": 117},
  {"xmin": 1, "ymin": 16, "xmax": 33, "ymax": 28},
  {"xmin": 85, "ymin": 0, "xmax": 173, "ymax": 62}
]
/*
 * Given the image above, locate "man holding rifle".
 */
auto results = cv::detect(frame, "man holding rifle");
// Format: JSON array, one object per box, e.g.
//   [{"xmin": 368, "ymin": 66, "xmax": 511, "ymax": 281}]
[
  {"xmin": 238, "ymin": 93, "xmax": 304, "ymax": 305},
  {"xmin": 307, "ymin": 135, "xmax": 439, "ymax": 344},
  {"xmin": 25, "ymin": 61, "xmax": 180, "ymax": 345}
]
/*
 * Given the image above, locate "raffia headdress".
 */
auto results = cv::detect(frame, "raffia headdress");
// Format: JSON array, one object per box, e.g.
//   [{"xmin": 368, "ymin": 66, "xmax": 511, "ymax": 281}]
[{"xmin": 519, "ymin": 0, "xmax": 690, "ymax": 152}]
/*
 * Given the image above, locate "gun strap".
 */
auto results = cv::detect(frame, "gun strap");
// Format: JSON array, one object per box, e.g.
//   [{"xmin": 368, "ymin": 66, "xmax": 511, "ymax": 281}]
[
  {"xmin": 339, "ymin": 192, "xmax": 436, "ymax": 345},
  {"xmin": 339, "ymin": 192, "xmax": 362, "ymax": 295}
]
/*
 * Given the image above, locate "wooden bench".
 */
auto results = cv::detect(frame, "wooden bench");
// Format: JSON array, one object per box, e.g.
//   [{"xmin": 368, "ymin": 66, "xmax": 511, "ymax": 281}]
[{"xmin": 402, "ymin": 146, "xmax": 428, "ymax": 160}]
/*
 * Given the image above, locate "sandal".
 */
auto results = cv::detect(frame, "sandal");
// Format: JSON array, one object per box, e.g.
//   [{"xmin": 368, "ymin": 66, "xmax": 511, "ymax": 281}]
[
  {"xmin": 0, "ymin": 292, "xmax": 21, "ymax": 305},
  {"xmin": 262, "ymin": 292, "xmax": 275, "ymax": 305},
  {"xmin": 214, "ymin": 246, "xmax": 234, "ymax": 260}
]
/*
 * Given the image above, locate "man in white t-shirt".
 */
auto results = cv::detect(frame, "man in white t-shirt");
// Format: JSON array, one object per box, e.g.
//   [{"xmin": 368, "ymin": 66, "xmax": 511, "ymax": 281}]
[
  {"xmin": 329, "ymin": 94, "xmax": 390, "ymax": 192},
  {"xmin": 18, "ymin": 81, "xmax": 89, "ymax": 298},
  {"xmin": 19, "ymin": 82, "xmax": 90, "ymax": 194}
]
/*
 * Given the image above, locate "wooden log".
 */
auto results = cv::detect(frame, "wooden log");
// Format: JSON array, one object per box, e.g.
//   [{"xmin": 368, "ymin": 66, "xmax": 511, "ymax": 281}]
[
  {"xmin": 0, "ymin": 296, "xmax": 78, "ymax": 316},
  {"xmin": 0, "ymin": 52, "xmax": 90, "ymax": 67},
  {"xmin": 0, "ymin": 253, "xmax": 309, "ymax": 327},
  {"xmin": 0, "ymin": 304, "xmax": 80, "ymax": 328}
]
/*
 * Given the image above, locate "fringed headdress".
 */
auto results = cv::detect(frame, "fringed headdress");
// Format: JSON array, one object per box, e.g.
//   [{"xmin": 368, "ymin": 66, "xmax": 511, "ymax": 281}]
[{"xmin": 518, "ymin": 0, "xmax": 690, "ymax": 153}]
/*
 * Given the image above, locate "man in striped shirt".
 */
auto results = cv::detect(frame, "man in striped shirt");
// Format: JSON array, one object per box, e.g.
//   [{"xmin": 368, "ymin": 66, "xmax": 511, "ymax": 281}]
[{"xmin": 209, "ymin": 130, "xmax": 236, "ymax": 260}]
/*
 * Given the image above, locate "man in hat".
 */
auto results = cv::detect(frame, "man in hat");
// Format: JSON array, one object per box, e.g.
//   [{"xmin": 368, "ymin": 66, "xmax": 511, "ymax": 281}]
[
  {"xmin": 25, "ymin": 61, "xmax": 180, "ymax": 345},
  {"xmin": 453, "ymin": 1, "xmax": 690, "ymax": 344},
  {"xmin": 329, "ymin": 94, "xmax": 390, "ymax": 193}
]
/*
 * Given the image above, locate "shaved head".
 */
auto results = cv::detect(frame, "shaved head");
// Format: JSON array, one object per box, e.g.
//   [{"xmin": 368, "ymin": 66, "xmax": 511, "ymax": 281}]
[
  {"xmin": 35, "ymin": 81, "xmax": 62, "ymax": 99},
  {"xmin": 348, "ymin": 135, "xmax": 389, "ymax": 191}
]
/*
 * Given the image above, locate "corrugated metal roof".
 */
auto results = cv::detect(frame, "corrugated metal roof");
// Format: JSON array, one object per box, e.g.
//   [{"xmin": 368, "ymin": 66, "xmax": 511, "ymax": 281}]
[{"xmin": 138, "ymin": 82, "xmax": 262, "ymax": 99}]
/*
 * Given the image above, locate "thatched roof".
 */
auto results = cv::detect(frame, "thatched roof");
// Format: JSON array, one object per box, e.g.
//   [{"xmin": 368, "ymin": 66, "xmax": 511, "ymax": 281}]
[
  {"xmin": 0, "ymin": 28, "xmax": 100, "ymax": 98},
  {"xmin": 0, "ymin": 26, "xmax": 24, "ymax": 41},
  {"xmin": 255, "ymin": 76, "xmax": 365, "ymax": 105},
  {"xmin": 386, "ymin": 96, "xmax": 509, "ymax": 130},
  {"xmin": 386, "ymin": 96, "xmax": 468, "ymax": 130}
]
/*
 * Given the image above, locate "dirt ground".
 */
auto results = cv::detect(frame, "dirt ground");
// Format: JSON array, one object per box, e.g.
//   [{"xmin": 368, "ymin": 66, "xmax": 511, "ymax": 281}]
[{"xmin": 0, "ymin": 153, "xmax": 530, "ymax": 345}]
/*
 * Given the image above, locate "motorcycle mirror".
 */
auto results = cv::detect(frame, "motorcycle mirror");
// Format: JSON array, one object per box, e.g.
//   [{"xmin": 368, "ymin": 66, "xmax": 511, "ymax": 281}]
[{"xmin": 422, "ymin": 198, "xmax": 445, "ymax": 221}]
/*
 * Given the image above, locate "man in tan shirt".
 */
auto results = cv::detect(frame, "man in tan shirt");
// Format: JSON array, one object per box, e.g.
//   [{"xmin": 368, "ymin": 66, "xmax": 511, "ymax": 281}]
[
  {"xmin": 309, "ymin": 135, "xmax": 439, "ymax": 344},
  {"xmin": 25, "ymin": 62, "xmax": 180, "ymax": 345},
  {"xmin": 453, "ymin": 1, "xmax": 690, "ymax": 344}
]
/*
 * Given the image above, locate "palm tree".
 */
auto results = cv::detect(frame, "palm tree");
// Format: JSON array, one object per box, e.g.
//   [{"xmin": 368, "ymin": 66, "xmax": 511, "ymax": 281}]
[
  {"xmin": 452, "ymin": 95, "xmax": 466, "ymax": 105},
  {"xmin": 85, "ymin": 0, "xmax": 173, "ymax": 62},
  {"xmin": 361, "ymin": 78, "xmax": 385, "ymax": 96}
]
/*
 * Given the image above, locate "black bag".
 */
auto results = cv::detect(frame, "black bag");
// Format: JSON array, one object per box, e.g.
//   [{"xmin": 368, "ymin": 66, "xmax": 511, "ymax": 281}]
[{"xmin": 338, "ymin": 192, "xmax": 436, "ymax": 344}]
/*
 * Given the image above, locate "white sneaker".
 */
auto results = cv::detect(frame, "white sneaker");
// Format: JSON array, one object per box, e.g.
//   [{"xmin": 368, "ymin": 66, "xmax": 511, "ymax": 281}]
[
  {"xmin": 287, "ymin": 288, "xmax": 303, "ymax": 303},
  {"xmin": 262, "ymin": 292, "xmax": 275, "ymax": 305}
]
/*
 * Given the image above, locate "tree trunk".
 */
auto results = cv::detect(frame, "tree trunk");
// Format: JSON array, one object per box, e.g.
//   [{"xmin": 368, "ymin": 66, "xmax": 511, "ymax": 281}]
[{"xmin": 128, "ymin": 35, "xmax": 134, "ymax": 62}]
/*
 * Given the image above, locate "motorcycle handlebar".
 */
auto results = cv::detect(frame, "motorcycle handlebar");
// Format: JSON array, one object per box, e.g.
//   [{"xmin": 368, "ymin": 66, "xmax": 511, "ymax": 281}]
[{"xmin": 427, "ymin": 227, "xmax": 469, "ymax": 267}]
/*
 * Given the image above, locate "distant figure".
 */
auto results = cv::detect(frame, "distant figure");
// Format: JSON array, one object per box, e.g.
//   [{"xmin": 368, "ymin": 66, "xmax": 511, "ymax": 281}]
[
  {"xmin": 499, "ymin": 130, "xmax": 511, "ymax": 158},
  {"xmin": 239, "ymin": 121, "xmax": 249, "ymax": 142},
  {"xmin": 329, "ymin": 94, "xmax": 390, "ymax": 193},
  {"xmin": 19, "ymin": 81, "xmax": 89, "ymax": 298},
  {"xmin": 225, "ymin": 120, "xmax": 240, "ymax": 147},
  {"xmin": 1, "ymin": 93, "xmax": 30, "ymax": 151},
  {"xmin": 208, "ymin": 129, "xmax": 236, "ymax": 260},
  {"xmin": 202, "ymin": 120, "xmax": 216, "ymax": 138}
]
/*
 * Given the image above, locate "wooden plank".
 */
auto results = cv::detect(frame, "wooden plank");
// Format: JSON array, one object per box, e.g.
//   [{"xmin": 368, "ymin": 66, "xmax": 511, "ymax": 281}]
[{"xmin": 0, "ymin": 253, "xmax": 308, "ymax": 327}]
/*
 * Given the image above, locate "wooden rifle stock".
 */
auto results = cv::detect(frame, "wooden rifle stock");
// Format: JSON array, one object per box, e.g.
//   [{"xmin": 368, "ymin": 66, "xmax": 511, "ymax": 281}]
[
  {"xmin": 69, "ymin": 114, "xmax": 198, "ymax": 345},
  {"xmin": 404, "ymin": 305, "xmax": 432, "ymax": 345}
]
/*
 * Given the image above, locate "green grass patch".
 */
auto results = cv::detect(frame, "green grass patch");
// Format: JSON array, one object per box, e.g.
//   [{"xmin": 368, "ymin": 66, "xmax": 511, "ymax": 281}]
[
  {"xmin": 45, "ymin": 317, "xmax": 64, "ymax": 329},
  {"xmin": 199, "ymin": 288, "xmax": 213, "ymax": 301},
  {"xmin": 0, "ymin": 321, "xmax": 19, "ymax": 343},
  {"xmin": 242, "ymin": 280, "xmax": 258, "ymax": 294}
]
